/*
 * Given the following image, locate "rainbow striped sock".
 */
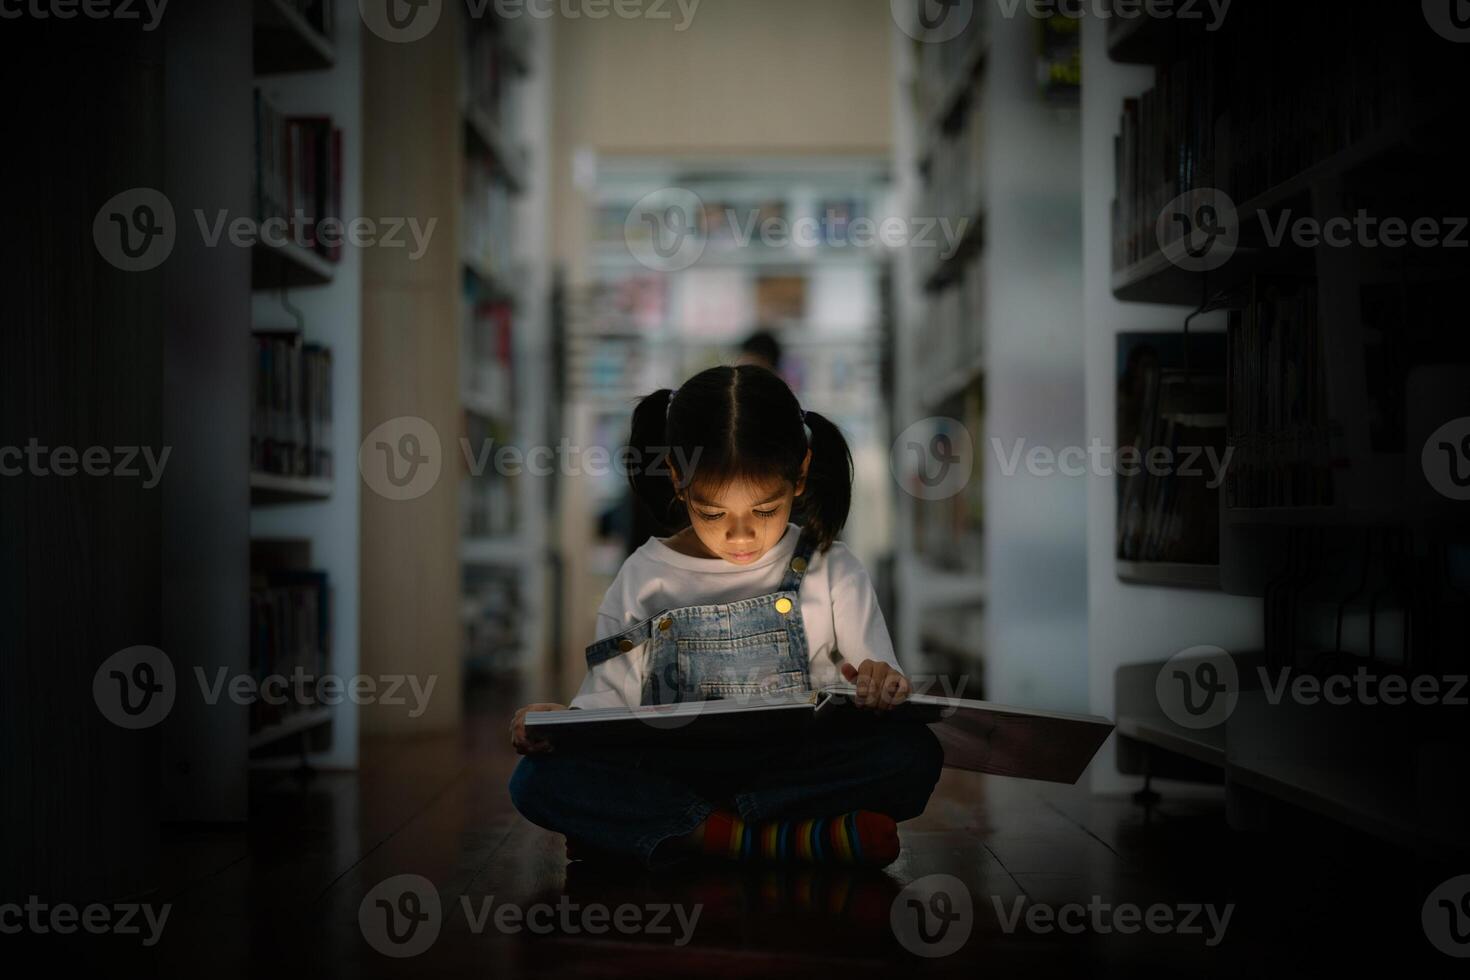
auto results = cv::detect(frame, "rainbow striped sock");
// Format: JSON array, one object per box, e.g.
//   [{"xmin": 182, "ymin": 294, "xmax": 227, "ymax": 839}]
[{"xmin": 695, "ymin": 809, "xmax": 901, "ymax": 867}]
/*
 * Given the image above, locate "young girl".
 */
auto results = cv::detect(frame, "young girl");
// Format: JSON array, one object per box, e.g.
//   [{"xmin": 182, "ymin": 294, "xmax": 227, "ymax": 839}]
[{"xmin": 509, "ymin": 365, "xmax": 943, "ymax": 868}]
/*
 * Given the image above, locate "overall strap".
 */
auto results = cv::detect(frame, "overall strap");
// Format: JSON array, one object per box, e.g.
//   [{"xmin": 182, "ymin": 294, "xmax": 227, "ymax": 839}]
[
  {"xmin": 584, "ymin": 612, "xmax": 660, "ymax": 669},
  {"xmin": 777, "ymin": 527, "xmax": 821, "ymax": 593}
]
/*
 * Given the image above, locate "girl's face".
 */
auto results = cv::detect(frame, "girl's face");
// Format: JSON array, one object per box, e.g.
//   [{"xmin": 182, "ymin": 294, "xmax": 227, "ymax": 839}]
[{"xmin": 676, "ymin": 456, "xmax": 809, "ymax": 566}]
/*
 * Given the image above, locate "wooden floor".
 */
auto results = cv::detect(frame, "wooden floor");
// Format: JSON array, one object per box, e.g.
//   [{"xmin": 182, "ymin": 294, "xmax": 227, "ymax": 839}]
[{"xmin": 141, "ymin": 684, "xmax": 1464, "ymax": 978}]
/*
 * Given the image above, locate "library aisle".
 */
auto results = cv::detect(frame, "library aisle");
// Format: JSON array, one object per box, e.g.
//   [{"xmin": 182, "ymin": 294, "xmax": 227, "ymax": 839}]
[{"xmin": 2, "ymin": 1, "xmax": 1468, "ymax": 976}]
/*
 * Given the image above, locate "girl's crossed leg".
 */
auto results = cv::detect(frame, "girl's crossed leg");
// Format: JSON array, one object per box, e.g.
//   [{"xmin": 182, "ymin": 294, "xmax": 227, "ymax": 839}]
[{"xmin": 508, "ymin": 718, "xmax": 944, "ymax": 868}]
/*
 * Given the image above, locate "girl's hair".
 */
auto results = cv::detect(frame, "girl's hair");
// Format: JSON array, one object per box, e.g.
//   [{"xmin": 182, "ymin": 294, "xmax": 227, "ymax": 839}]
[{"xmin": 628, "ymin": 365, "xmax": 852, "ymax": 552}]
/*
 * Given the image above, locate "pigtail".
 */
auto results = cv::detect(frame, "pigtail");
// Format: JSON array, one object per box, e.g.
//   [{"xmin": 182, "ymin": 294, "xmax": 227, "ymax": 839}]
[
  {"xmin": 627, "ymin": 388, "xmax": 683, "ymax": 533},
  {"xmin": 796, "ymin": 410, "xmax": 852, "ymax": 553}
]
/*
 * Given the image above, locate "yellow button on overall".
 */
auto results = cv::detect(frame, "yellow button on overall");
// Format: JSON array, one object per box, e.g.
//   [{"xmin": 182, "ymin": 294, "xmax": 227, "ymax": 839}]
[
  {"xmin": 774, "ymin": 597, "xmax": 793, "ymax": 614},
  {"xmin": 658, "ymin": 618, "xmax": 673, "ymax": 632},
  {"xmin": 790, "ymin": 557, "xmax": 808, "ymax": 573},
  {"xmin": 618, "ymin": 639, "xmax": 634, "ymax": 652}
]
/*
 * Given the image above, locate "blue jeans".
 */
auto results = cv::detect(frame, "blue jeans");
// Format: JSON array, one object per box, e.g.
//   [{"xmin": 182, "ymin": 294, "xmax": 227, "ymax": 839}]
[{"xmin": 508, "ymin": 715, "xmax": 944, "ymax": 867}]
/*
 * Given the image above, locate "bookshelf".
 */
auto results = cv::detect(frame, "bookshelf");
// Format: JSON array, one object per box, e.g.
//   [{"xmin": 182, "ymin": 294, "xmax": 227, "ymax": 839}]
[
  {"xmin": 247, "ymin": 0, "xmax": 360, "ymax": 767},
  {"xmin": 457, "ymin": 8, "xmax": 551, "ymax": 681},
  {"xmin": 1095, "ymin": 7, "xmax": 1469, "ymax": 836},
  {"xmin": 892, "ymin": 5, "xmax": 1087, "ymax": 710}
]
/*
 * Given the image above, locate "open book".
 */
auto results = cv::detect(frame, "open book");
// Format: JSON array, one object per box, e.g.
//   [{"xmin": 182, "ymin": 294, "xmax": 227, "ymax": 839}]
[{"xmin": 524, "ymin": 682, "xmax": 1114, "ymax": 785}]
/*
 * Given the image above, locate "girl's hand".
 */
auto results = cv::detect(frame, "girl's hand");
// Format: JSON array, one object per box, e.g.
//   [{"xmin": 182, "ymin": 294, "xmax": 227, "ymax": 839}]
[
  {"xmin": 840, "ymin": 661, "xmax": 911, "ymax": 712},
  {"xmin": 510, "ymin": 703, "xmax": 567, "ymax": 755}
]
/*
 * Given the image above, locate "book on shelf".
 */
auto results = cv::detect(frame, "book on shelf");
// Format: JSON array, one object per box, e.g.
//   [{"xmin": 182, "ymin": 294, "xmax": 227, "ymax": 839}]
[
  {"xmin": 253, "ymin": 89, "xmax": 343, "ymax": 263},
  {"xmin": 251, "ymin": 332, "xmax": 334, "ymax": 480},
  {"xmin": 461, "ymin": 411, "xmax": 518, "ymax": 539},
  {"xmin": 754, "ymin": 275, "xmax": 806, "ymax": 325},
  {"xmin": 526, "ymin": 682, "xmax": 1114, "ymax": 785},
  {"xmin": 1224, "ymin": 278, "xmax": 1331, "ymax": 511},
  {"xmin": 463, "ymin": 296, "xmax": 515, "ymax": 414},
  {"xmin": 1115, "ymin": 332, "xmax": 1225, "ymax": 567},
  {"xmin": 580, "ymin": 275, "xmax": 669, "ymax": 334},
  {"xmin": 248, "ymin": 567, "xmax": 331, "ymax": 732},
  {"xmin": 1224, "ymin": 276, "xmax": 1469, "ymax": 516},
  {"xmin": 463, "ymin": 153, "xmax": 515, "ymax": 279},
  {"xmin": 463, "ymin": 565, "xmax": 522, "ymax": 675},
  {"xmin": 1109, "ymin": 6, "xmax": 1443, "ymax": 277},
  {"xmin": 911, "ymin": 381, "xmax": 984, "ymax": 572}
]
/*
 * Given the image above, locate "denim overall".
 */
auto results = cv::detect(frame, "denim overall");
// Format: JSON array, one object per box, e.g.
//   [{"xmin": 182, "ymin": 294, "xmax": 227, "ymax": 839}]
[{"xmin": 584, "ymin": 530, "xmax": 821, "ymax": 705}]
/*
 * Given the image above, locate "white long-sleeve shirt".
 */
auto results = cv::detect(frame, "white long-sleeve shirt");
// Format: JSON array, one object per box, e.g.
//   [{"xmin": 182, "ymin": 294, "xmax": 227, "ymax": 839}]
[{"xmin": 570, "ymin": 524, "xmax": 900, "ymax": 709}]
